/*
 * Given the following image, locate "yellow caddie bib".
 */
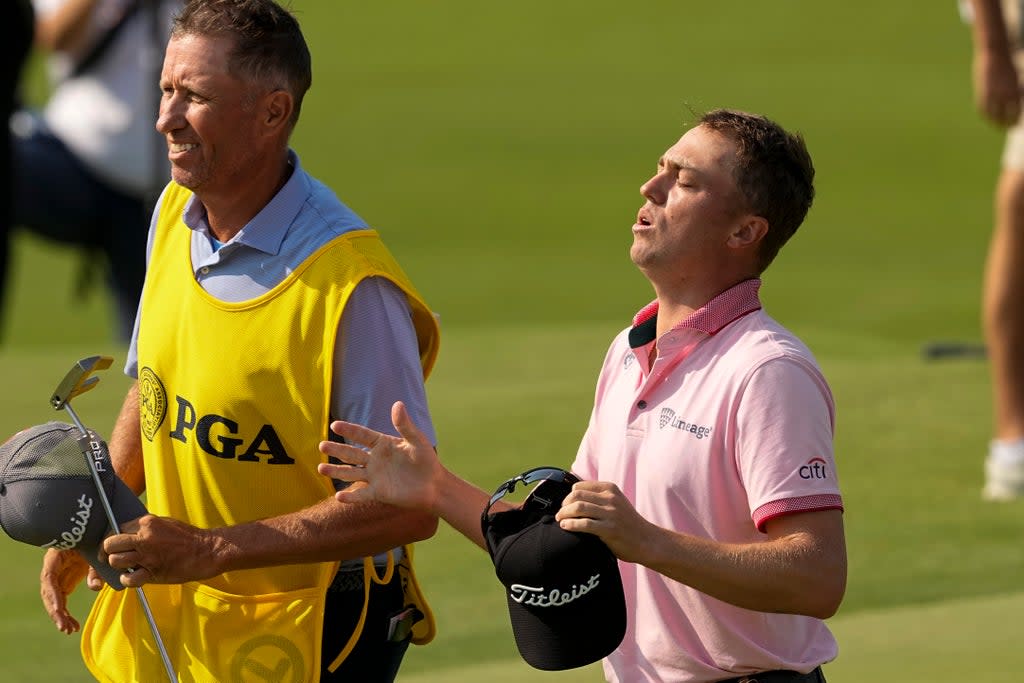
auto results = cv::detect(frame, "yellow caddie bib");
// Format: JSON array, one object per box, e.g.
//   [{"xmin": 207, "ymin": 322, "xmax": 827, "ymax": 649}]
[{"xmin": 81, "ymin": 182, "xmax": 440, "ymax": 683}]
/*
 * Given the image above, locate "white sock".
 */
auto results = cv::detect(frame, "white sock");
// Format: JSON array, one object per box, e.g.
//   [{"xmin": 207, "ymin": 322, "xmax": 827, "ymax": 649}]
[{"xmin": 989, "ymin": 438, "xmax": 1024, "ymax": 466}]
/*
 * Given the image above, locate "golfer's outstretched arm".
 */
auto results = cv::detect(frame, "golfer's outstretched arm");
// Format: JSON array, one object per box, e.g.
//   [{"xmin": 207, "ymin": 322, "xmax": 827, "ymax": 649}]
[{"xmin": 318, "ymin": 401, "xmax": 494, "ymax": 550}]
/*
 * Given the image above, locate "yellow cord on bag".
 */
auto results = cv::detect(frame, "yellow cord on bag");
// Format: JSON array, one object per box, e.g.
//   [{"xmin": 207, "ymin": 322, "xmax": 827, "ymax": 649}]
[{"xmin": 326, "ymin": 551, "xmax": 395, "ymax": 673}]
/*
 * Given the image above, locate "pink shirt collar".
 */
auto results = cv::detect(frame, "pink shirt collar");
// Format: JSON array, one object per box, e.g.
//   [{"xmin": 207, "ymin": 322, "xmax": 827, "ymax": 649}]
[{"xmin": 630, "ymin": 278, "xmax": 763, "ymax": 347}]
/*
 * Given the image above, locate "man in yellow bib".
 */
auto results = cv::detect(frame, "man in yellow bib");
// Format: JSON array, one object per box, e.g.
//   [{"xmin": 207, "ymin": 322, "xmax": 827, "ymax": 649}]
[{"xmin": 37, "ymin": 1, "xmax": 441, "ymax": 681}]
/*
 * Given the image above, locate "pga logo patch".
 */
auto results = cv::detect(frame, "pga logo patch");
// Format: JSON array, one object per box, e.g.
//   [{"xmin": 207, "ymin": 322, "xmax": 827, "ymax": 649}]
[{"xmin": 139, "ymin": 367, "xmax": 168, "ymax": 442}]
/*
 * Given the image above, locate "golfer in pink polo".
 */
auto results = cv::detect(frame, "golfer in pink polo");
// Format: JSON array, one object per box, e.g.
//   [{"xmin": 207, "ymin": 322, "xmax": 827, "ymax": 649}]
[
  {"xmin": 572, "ymin": 276, "xmax": 841, "ymax": 682},
  {"xmin": 318, "ymin": 109, "xmax": 847, "ymax": 683}
]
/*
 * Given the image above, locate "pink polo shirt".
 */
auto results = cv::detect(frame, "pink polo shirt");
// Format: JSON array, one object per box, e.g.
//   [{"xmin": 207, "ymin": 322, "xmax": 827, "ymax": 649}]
[{"xmin": 572, "ymin": 279, "xmax": 842, "ymax": 683}]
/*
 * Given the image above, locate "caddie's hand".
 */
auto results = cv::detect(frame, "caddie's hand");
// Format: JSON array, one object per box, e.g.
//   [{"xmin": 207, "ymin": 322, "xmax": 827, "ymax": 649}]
[
  {"xmin": 102, "ymin": 515, "xmax": 221, "ymax": 587},
  {"xmin": 974, "ymin": 48, "xmax": 1022, "ymax": 126},
  {"xmin": 555, "ymin": 481, "xmax": 657, "ymax": 564},
  {"xmin": 317, "ymin": 400, "xmax": 443, "ymax": 514},
  {"xmin": 39, "ymin": 548, "xmax": 90, "ymax": 634}
]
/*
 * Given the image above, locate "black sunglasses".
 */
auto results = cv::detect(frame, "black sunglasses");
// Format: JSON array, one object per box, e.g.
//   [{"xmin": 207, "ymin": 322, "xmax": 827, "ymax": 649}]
[{"xmin": 484, "ymin": 466, "xmax": 580, "ymax": 517}]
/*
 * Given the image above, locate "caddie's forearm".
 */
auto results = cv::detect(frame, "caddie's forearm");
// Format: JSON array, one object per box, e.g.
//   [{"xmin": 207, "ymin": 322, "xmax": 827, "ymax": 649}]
[
  {"xmin": 206, "ymin": 497, "xmax": 438, "ymax": 574},
  {"xmin": 109, "ymin": 382, "xmax": 146, "ymax": 495}
]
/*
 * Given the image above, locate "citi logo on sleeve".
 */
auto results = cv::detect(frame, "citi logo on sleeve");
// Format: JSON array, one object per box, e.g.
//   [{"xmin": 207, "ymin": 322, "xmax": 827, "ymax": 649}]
[
  {"xmin": 799, "ymin": 457, "xmax": 829, "ymax": 480},
  {"xmin": 658, "ymin": 407, "xmax": 713, "ymax": 439}
]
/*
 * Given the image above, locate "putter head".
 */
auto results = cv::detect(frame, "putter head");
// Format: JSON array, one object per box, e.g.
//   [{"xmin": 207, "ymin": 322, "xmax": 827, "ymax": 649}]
[{"xmin": 50, "ymin": 356, "xmax": 114, "ymax": 410}]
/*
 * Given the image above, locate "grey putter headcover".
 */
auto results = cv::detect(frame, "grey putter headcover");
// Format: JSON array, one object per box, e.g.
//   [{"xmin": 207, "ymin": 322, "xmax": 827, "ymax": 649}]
[{"xmin": 0, "ymin": 421, "xmax": 147, "ymax": 589}]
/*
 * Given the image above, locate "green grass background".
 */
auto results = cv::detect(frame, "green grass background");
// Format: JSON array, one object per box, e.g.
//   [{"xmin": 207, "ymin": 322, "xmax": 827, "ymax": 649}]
[{"xmin": 3, "ymin": 1, "xmax": 1022, "ymax": 680}]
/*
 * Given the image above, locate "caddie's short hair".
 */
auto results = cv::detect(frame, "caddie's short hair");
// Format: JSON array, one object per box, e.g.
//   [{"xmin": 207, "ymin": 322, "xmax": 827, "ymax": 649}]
[{"xmin": 172, "ymin": 0, "xmax": 312, "ymax": 128}]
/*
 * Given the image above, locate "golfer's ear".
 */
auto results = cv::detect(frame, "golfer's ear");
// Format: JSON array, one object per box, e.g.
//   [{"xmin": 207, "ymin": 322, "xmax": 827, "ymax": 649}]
[{"xmin": 727, "ymin": 215, "xmax": 768, "ymax": 249}]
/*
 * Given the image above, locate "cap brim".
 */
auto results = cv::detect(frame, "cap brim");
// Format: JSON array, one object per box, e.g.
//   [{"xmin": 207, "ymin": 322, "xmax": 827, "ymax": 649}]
[{"xmin": 76, "ymin": 475, "xmax": 147, "ymax": 591}]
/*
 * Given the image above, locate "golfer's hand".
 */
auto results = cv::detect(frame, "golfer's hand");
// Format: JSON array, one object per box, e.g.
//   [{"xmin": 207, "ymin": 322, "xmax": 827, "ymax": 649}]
[
  {"xmin": 40, "ymin": 548, "xmax": 91, "ymax": 634},
  {"xmin": 103, "ymin": 515, "xmax": 221, "ymax": 587},
  {"xmin": 556, "ymin": 481, "xmax": 657, "ymax": 564},
  {"xmin": 318, "ymin": 401, "xmax": 443, "ymax": 514}
]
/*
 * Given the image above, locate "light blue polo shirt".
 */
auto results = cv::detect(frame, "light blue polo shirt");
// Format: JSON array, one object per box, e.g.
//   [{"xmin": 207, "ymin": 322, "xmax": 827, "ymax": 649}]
[{"xmin": 126, "ymin": 150, "xmax": 437, "ymax": 448}]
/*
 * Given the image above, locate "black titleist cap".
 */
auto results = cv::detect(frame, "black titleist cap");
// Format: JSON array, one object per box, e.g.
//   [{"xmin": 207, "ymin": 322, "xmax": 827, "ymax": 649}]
[
  {"xmin": 0, "ymin": 422, "xmax": 147, "ymax": 590},
  {"xmin": 481, "ymin": 467, "xmax": 626, "ymax": 671}
]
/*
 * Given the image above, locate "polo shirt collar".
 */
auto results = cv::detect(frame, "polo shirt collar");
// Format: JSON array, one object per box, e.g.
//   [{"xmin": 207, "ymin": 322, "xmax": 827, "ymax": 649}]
[
  {"xmin": 182, "ymin": 149, "xmax": 310, "ymax": 256},
  {"xmin": 628, "ymin": 278, "xmax": 763, "ymax": 348}
]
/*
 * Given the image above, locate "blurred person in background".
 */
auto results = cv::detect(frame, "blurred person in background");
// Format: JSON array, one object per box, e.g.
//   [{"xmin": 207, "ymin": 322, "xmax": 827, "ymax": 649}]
[
  {"xmin": 965, "ymin": 0, "xmax": 1024, "ymax": 500},
  {"xmin": 2, "ymin": 0, "xmax": 36, "ymax": 339},
  {"xmin": 8, "ymin": 0, "xmax": 180, "ymax": 342}
]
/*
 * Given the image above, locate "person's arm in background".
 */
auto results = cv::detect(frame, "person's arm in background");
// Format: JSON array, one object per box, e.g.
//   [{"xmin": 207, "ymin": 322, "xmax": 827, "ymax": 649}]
[
  {"xmin": 33, "ymin": 0, "xmax": 101, "ymax": 54},
  {"xmin": 970, "ymin": 0, "xmax": 1022, "ymax": 125}
]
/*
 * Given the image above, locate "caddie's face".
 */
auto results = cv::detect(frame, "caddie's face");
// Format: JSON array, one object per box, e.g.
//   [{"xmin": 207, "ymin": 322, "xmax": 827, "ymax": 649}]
[
  {"xmin": 156, "ymin": 33, "xmax": 266, "ymax": 195},
  {"xmin": 631, "ymin": 125, "xmax": 749, "ymax": 277}
]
